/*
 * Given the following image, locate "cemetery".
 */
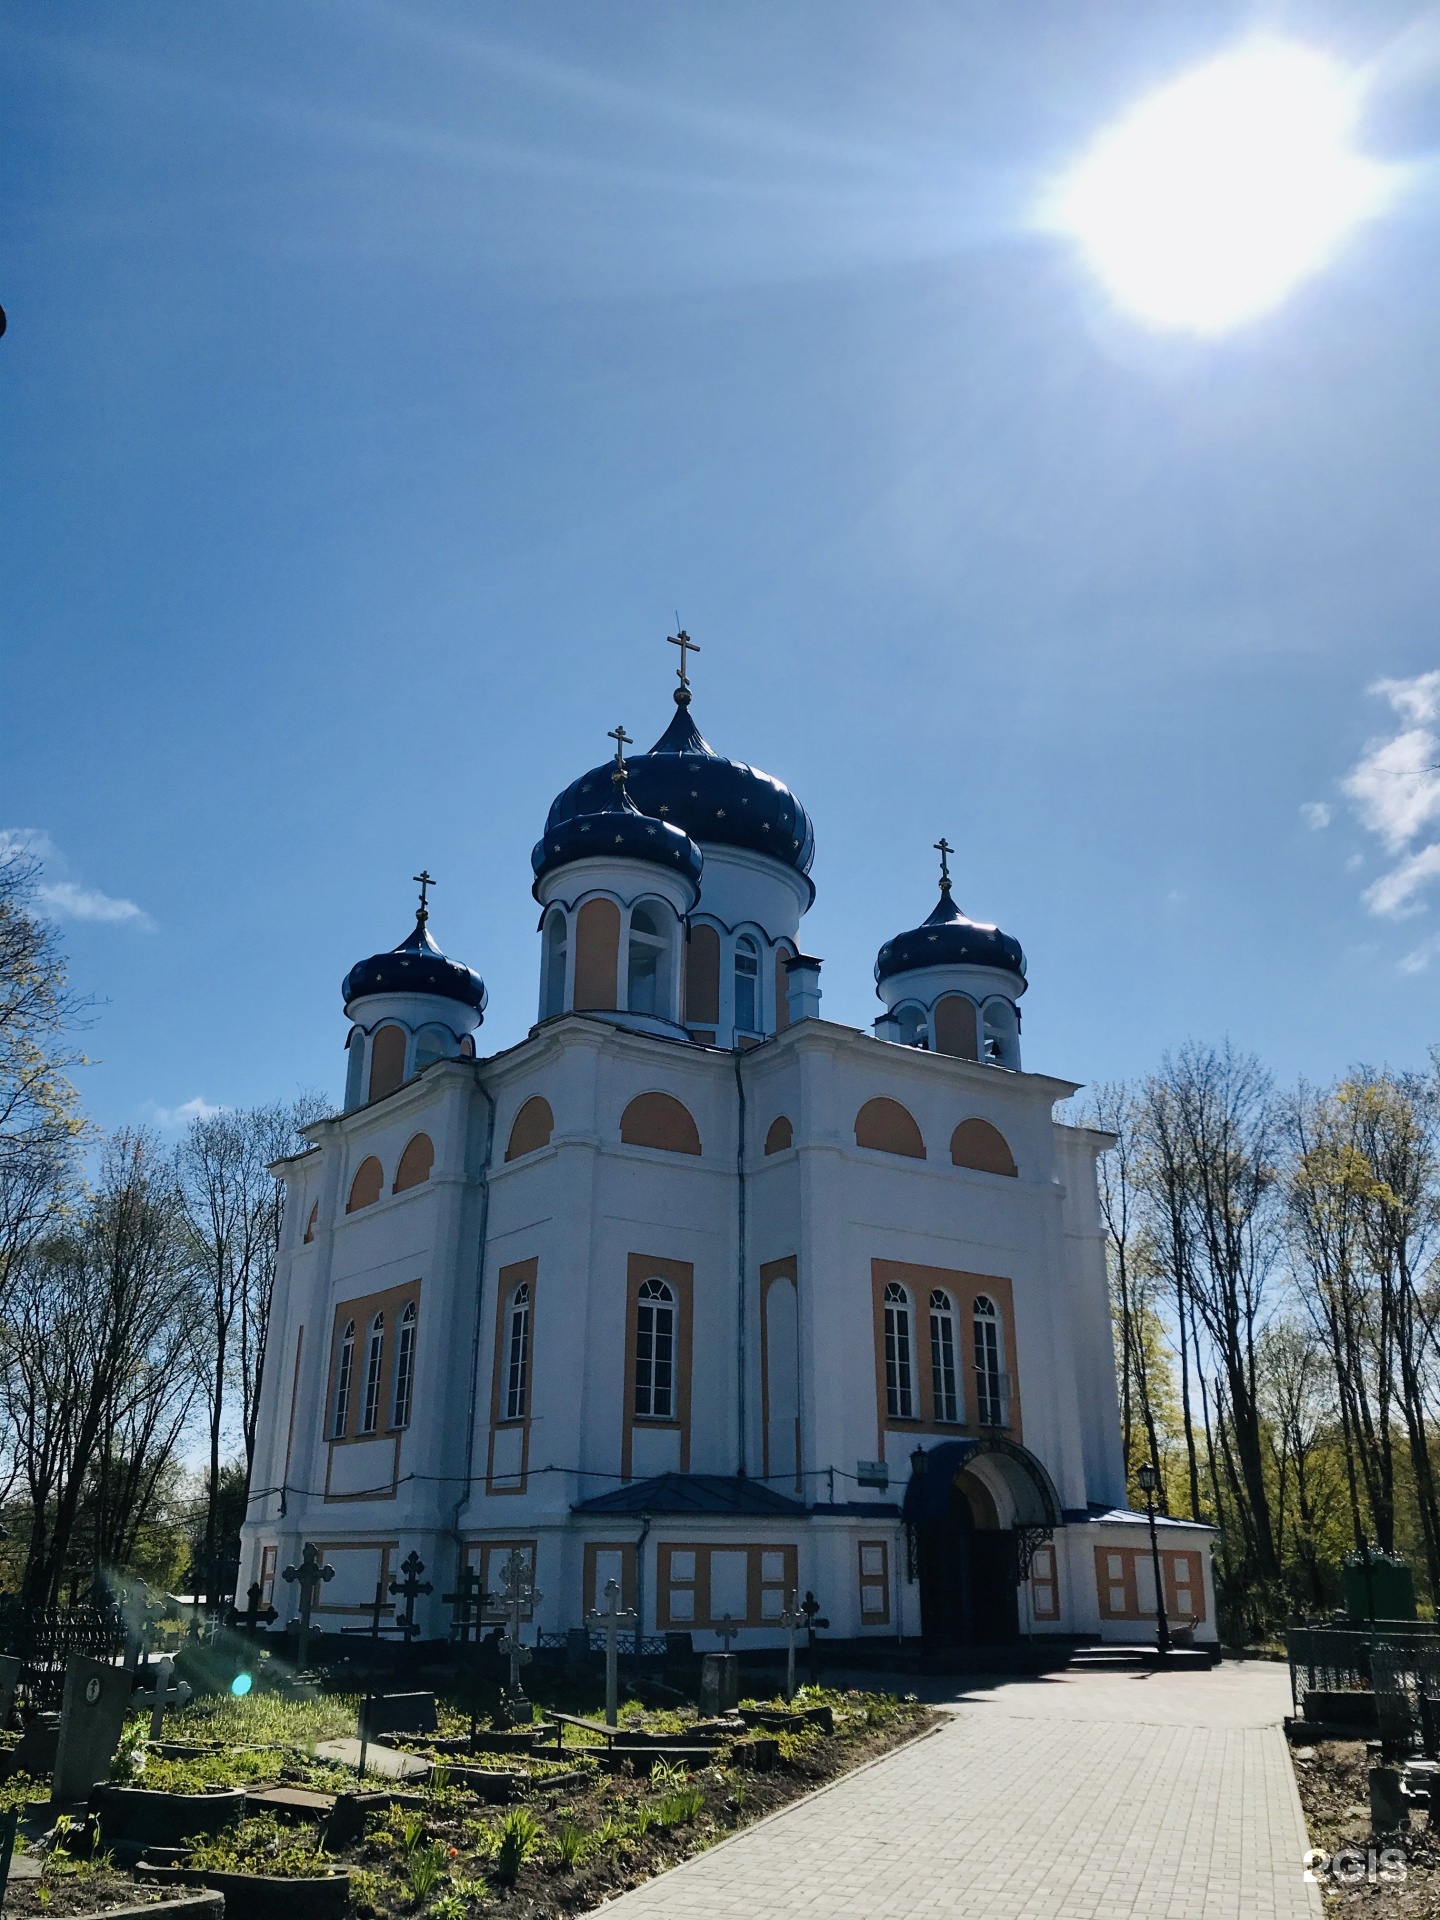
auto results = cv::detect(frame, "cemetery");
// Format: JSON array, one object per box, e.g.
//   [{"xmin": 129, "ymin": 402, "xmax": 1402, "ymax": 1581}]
[{"xmin": 0, "ymin": 1552, "xmax": 933, "ymax": 1917}]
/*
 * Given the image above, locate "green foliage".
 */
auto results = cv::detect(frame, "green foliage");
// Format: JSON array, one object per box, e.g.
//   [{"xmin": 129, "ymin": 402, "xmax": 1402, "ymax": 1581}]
[
  {"xmin": 554, "ymin": 1817, "xmax": 587, "ymax": 1866},
  {"xmin": 406, "ymin": 1841, "xmax": 448, "ymax": 1898},
  {"xmin": 654, "ymin": 1786, "xmax": 704, "ymax": 1827},
  {"xmin": 399, "ymin": 1812, "xmax": 427, "ymax": 1854},
  {"xmin": 492, "ymin": 1806, "xmax": 543, "ymax": 1885},
  {"xmin": 430, "ymin": 1880, "xmax": 489, "ymax": 1918},
  {"xmin": 647, "ymin": 1757, "xmax": 688, "ymax": 1793},
  {"xmin": 593, "ymin": 1816, "xmax": 629, "ymax": 1851},
  {"xmin": 186, "ymin": 1814, "xmax": 335, "ymax": 1879},
  {"xmin": 0, "ymin": 1772, "xmax": 51, "ymax": 1812},
  {"xmin": 171, "ymin": 1687, "xmax": 358, "ymax": 1747}
]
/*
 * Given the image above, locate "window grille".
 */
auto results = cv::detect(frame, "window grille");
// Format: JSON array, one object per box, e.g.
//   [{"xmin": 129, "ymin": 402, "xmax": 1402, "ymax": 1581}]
[
  {"xmin": 331, "ymin": 1319, "xmax": 355, "ymax": 1437},
  {"xmin": 391, "ymin": 1302, "xmax": 417, "ymax": 1429},
  {"xmin": 635, "ymin": 1278, "xmax": 676, "ymax": 1419},
  {"xmin": 505, "ymin": 1282, "xmax": 531, "ymax": 1421},
  {"xmin": 884, "ymin": 1282, "xmax": 914, "ymax": 1419},
  {"xmin": 929, "ymin": 1289, "xmax": 960, "ymax": 1423}
]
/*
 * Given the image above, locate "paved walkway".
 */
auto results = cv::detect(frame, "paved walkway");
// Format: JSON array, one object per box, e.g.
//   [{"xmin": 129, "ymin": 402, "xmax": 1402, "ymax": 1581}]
[{"xmin": 603, "ymin": 1662, "xmax": 1320, "ymax": 1919}]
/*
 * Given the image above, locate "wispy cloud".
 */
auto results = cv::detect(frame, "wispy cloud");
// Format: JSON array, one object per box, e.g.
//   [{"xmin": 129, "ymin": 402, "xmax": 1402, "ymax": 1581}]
[
  {"xmin": 1300, "ymin": 801, "xmax": 1332, "ymax": 830},
  {"xmin": 1401, "ymin": 932, "xmax": 1440, "ymax": 975},
  {"xmin": 1, "ymin": 828, "xmax": 154, "ymax": 930},
  {"xmin": 146, "ymin": 1097, "xmax": 224, "ymax": 1130},
  {"xmin": 1342, "ymin": 675, "xmax": 1440, "ymax": 924}
]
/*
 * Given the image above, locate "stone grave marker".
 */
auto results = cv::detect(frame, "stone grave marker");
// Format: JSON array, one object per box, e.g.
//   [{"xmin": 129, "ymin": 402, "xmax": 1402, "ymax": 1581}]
[
  {"xmin": 700, "ymin": 1652, "xmax": 738, "ymax": 1716},
  {"xmin": 359, "ymin": 1691, "xmax": 438, "ymax": 1740},
  {"xmin": 52, "ymin": 1654, "xmax": 132, "ymax": 1804},
  {"xmin": 585, "ymin": 1578, "xmax": 638, "ymax": 1729},
  {"xmin": 134, "ymin": 1655, "xmax": 192, "ymax": 1740}
]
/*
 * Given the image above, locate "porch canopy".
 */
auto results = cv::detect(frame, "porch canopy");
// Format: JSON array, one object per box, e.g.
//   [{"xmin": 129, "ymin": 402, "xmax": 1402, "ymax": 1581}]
[{"xmin": 900, "ymin": 1437, "xmax": 1062, "ymax": 1530}]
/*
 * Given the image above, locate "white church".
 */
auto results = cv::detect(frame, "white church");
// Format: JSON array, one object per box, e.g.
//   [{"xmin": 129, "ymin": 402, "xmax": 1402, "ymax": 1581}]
[{"xmin": 242, "ymin": 643, "xmax": 1216, "ymax": 1653}]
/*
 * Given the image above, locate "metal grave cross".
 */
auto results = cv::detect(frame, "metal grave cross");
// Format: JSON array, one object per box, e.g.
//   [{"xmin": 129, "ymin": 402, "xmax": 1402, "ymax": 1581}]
[
  {"xmin": 138, "ymin": 1655, "xmax": 192, "ymax": 1741},
  {"xmin": 800, "ymin": 1590, "xmax": 829, "ymax": 1686},
  {"xmin": 282, "ymin": 1542, "xmax": 335, "ymax": 1670},
  {"xmin": 388, "ymin": 1551, "xmax": 433, "ymax": 1646},
  {"xmin": 715, "ymin": 1612, "xmax": 740, "ymax": 1654},
  {"xmin": 228, "ymin": 1582, "xmax": 278, "ymax": 1637},
  {"xmin": 585, "ymin": 1578, "xmax": 638, "ymax": 1728},
  {"xmin": 778, "ymin": 1592, "xmax": 802, "ymax": 1702},
  {"xmin": 442, "ymin": 1564, "xmax": 485, "ymax": 1647},
  {"xmin": 497, "ymin": 1550, "xmax": 541, "ymax": 1711},
  {"xmin": 667, "ymin": 627, "xmax": 700, "ymax": 692}
]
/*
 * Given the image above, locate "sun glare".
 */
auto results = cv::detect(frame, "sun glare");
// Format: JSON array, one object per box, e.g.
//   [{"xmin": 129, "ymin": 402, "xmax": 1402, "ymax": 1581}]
[{"xmin": 1051, "ymin": 41, "xmax": 1391, "ymax": 334}]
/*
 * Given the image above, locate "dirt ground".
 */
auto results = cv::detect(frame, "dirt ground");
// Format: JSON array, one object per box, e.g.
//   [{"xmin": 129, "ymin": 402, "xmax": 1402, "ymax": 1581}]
[{"xmin": 1292, "ymin": 1739, "xmax": 1440, "ymax": 1915}]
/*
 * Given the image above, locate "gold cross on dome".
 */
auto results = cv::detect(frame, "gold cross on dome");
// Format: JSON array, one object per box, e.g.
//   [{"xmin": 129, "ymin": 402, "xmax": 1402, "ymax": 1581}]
[
  {"xmin": 667, "ymin": 627, "xmax": 700, "ymax": 691},
  {"xmin": 607, "ymin": 724, "xmax": 632, "ymax": 773},
  {"xmin": 413, "ymin": 869, "xmax": 437, "ymax": 920},
  {"xmin": 933, "ymin": 838, "xmax": 953, "ymax": 891}
]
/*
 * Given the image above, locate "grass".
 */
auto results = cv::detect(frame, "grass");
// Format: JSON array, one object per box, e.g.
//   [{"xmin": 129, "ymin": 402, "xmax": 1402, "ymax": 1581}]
[
  {"xmin": 186, "ymin": 1813, "xmax": 338, "ymax": 1879},
  {"xmin": 169, "ymin": 1688, "xmax": 359, "ymax": 1747},
  {"xmin": 491, "ymin": 1807, "xmax": 543, "ymax": 1885}
]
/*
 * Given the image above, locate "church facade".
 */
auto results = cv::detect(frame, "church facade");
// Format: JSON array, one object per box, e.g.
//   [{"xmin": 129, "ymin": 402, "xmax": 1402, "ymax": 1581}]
[{"xmin": 241, "ymin": 655, "xmax": 1216, "ymax": 1651}]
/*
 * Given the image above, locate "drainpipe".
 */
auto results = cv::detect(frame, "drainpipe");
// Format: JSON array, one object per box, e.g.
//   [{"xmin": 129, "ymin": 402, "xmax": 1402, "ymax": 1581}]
[
  {"xmin": 733, "ymin": 1056, "xmax": 747, "ymax": 1477},
  {"xmin": 451, "ymin": 1076, "xmax": 497, "ymax": 1576},
  {"xmin": 633, "ymin": 1514, "xmax": 652, "ymax": 1656}
]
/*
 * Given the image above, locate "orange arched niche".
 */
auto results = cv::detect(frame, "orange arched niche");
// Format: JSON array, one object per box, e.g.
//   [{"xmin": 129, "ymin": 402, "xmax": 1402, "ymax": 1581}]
[
  {"xmin": 347, "ymin": 1156, "xmax": 383, "ymax": 1212},
  {"xmin": 506, "ymin": 1096, "xmax": 555, "ymax": 1161},
  {"xmin": 854, "ymin": 1097, "xmax": 925, "ymax": 1159},
  {"xmin": 394, "ymin": 1133, "xmax": 434, "ymax": 1192},
  {"xmin": 621, "ymin": 1091, "xmax": 702, "ymax": 1156},
  {"xmin": 951, "ymin": 1118, "xmax": 1017, "ymax": 1177}
]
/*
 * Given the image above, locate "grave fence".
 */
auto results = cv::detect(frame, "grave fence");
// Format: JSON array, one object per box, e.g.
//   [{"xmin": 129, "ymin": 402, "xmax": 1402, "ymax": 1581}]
[{"xmin": 0, "ymin": 1597, "xmax": 127, "ymax": 1708}]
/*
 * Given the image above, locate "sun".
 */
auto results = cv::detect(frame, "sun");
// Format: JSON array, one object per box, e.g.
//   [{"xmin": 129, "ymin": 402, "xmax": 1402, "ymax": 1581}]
[{"xmin": 1050, "ymin": 41, "xmax": 1392, "ymax": 334}]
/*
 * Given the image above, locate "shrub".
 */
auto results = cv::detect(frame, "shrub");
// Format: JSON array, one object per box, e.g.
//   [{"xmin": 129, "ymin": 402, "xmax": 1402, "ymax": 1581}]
[
  {"xmin": 407, "ymin": 1842, "xmax": 447, "ymax": 1899},
  {"xmin": 492, "ymin": 1807, "xmax": 543, "ymax": 1885},
  {"xmin": 555, "ymin": 1818, "xmax": 587, "ymax": 1867}
]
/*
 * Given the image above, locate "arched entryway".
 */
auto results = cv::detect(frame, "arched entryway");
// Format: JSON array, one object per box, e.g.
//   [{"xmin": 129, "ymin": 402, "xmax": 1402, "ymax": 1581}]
[{"xmin": 902, "ymin": 1439, "xmax": 1061, "ymax": 1649}]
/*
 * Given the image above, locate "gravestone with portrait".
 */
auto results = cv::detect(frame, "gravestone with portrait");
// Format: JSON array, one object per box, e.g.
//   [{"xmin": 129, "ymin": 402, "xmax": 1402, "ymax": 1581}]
[{"xmin": 52, "ymin": 1655, "xmax": 132, "ymax": 1804}]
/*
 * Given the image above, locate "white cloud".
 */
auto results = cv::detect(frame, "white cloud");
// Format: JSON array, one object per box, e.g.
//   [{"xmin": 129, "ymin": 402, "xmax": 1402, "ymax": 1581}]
[
  {"xmin": 0, "ymin": 828, "xmax": 153, "ymax": 931},
  {"xmin": 1300, "ymin": 801, "xmax": 1332, "ymax": 830},
  {"xmin": 1339, "ymin": 674, "xmax": 1440, "ymax": 931},
  {"xmin": 147, "ymin": 1097, "xmax": 225, "ymax": 1130},
  {"xmin": 37, "ymin": 880, "xmax": 152, "ymax": 927},
  {"xmin": 1400, "ymin": 933, "xmax": 1440, "ymax": 974}
]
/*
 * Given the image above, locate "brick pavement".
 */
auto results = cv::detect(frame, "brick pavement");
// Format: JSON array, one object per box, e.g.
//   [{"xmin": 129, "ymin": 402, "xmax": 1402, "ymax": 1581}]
[{"xmin": 602, "ymin": 1661, "xmax": 1321, "ymax": 1918}]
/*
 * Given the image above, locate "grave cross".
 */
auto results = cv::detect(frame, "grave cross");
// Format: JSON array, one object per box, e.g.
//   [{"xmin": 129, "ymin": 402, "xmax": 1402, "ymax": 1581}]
[
  {"xmin": 227, "ymin": 1582, "xmax": 279, "ymax": 1637},
  {"xmin": 715, "ymin": 1613, "xmax": 740, "ymax": 1654},
  {"xmin": 800, "ymin": 1591, "xmax": 829, "ymax": 1686},
  {"xmin": 282, "ymin": 1542, "xmax": 335, "ymax": 1671},
  {"xmin": 585, "ymin": 1578, "xmax": 638, "ymax": 1728},
  {"xmin": 140, "ymin": 1655, "xmax": 191, "ymax": 1741},
  {"xmin": 442, "ymin": 1564, "xmax": 485, "ymax": 1648},
  {"xmin": 388, "ymin": 1551, "xmax": 433, "ymax": 1646},
  {"xmin": 496, "ymin": 1550, "xmax": 541, "ymax": 1717},
  {"xmin": 778, "ymin": 1592, "xmax": 802, "ymax": 1702}
]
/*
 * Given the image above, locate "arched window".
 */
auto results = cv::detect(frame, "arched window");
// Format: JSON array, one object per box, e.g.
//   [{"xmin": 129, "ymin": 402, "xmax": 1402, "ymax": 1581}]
[
  {"xmin": 734, "ymin": 936, "xmax": 760, "ymax": 1035},
  {"xmin": 331, "ymin": 1319, "xmax": 356, "ymax": 1438},
  {"xmin": 344, "ymin": 1029, "xmax": 366, "ymax": 1110},
  {"xmin": 974, "ymin": 1295, "xmax": 1006, "ymax": 1427},
  {"xmin": 347, "ymin": 1156, "xmax": 383, "ymax": 1212},
  {"xmin": 951, "ymin": 1118, "xmax": 1018, "ymax": 1178},
  {"xmin": 883, "ymin": 1282, "xmax": 915, "ymax": 1420},
  {"xmin": 635, "ymin": 1278, "xmax": 676, "ymax": 1420},
  {"xmin": 620, "ymin": 1091, "xmax": 702, "ymax": 1155},
  {"xmin": 574, "ymin": 898, "xmax": 621, "ymax": 1011},
  {"xmin": 929, "ymin": 1290, "xmax": 960, "ymax": 1424},
  {"xmin": 542, "ymin": 910, "xmax": 568, "ymax": 1020},
  {"xmin": 855, "ymin": 1097, "xmax": 926, "ymax": 1159},
  {"xmin": 504, "ymin": 1281, "xmax": 531, "ymax": 1421},
  {"xmin": 934, "ymin": 995, "xmax": 978, "ymax": 1061},
  {"xmin": 685, "ymin": 923, "xmax": 721, "ymax": 1027},
  {"xmin": 303, "ymin": 1202, "xmax": 318, "ymax": 1244},
  {"xmin": 394, "ymin": 1133, "xmax": 434, "ymax": 1192},
  {"xmin": 892, "ymin": 1004, "xmax": 928, "ymax": 1049},
  {"xmin": 360, "ymin": 1312, "xmax": 385, "ymax": 1434},
  {"xmin": 368, "ymin": 1024, "xmax": 407, "ymax": 1101},
  {"xmin": 413, "ymin": 1025, "xmax": 452, "ymax": 1073},
  {"xmin": 391, "ymin": 1302, "xmax": 417, "ymax": 1430},
  {"xmin": 982, "ymin": 999, "xmax": 1019, "ymax": 1069},
  {"xmin": 764, "ymin": 1115, "xmax": 794, "ymax": 1156},
  {"xmin": 505, "ymin": 1095, "xmax": 554, "ymax": 1161},
  {"xmin": 627, "ymin": 902, "xmax": 669, "ymax": 1017}
]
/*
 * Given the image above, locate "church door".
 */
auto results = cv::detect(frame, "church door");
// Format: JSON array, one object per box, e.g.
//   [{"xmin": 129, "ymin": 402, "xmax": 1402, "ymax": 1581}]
[{"xmin": 916, "ymin": 1472, "xmax": 1020, "ymax": 1648}]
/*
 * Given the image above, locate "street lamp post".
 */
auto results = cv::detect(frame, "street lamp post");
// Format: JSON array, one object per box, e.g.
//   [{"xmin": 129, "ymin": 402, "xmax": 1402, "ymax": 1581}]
[{"xmin": 1136, "ymin": 1461, "xmax": 1171, "ymax": 1659}]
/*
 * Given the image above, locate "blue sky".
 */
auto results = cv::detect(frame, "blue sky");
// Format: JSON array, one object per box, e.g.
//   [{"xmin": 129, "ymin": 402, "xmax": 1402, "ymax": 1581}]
[{"xmin": 6, "ymin": 0, "xmax": 1440, "ymax": 1134}]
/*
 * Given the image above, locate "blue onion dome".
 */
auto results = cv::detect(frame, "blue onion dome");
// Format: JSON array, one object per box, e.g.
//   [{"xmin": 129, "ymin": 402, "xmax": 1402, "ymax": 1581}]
[
  {"xmin": 343, "ymin": 908, "xmax": 487, "ymax": 1013},
  {"xmin": 543, "ymin": 688, "xmax": 815, "ymax": 878},
  {"xmin": 875, "ymin": 885, "xmax": 1026, "ymax": 986},
  {"xmin": 531, "ymin": 751, "xmax": 703, "ymax": 894}
]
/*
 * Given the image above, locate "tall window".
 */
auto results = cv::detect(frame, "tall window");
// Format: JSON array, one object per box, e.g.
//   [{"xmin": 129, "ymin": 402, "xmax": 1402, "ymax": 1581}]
[
  {"xmin": 883, "ymin": 1282, "xmax": 914, "ymax": 1420},
  {"xmin": 628, "ymin": 904, "xmax": 667, "ymax": 1017},
  {"xmin": 543, "ymin": 911, "xmax": 568, "ymax": 1020},
  {"xmin": 391, "ymin": 1302, "xmax": 417, "ymax": 1429},
  {"xmin": 974, "ymin": 1295, "xmax": 1005, "ymax": 1427},
  {"xmin": 343, "ymin": 1030, "xmax": 365, "ymax": 1110},
  {"xmin": 413, "ymin": 1025, "xmax": 451, "ymax": 1072},
  {"xmin": 505, "ymin": 1281, "xmax": 531, "ymax": 1421},
  {"xmin": 929, "ymin": 1289, "xmax": 960, "ymax": 1423},
  {"xmin": 360, "ymin": 1312, "xmax": 385, "ymax": 1434},
  {"xmin": 331, "ymin": 1319, "xmax": 355, "ymax": 1438},
  {"xmin": 734, "ymin": 937, "xmax": 759, "ymax": 1034},
  {"xmin": 635, "ymin": 1278, "xmax": 676, "ymax": 1419}
]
